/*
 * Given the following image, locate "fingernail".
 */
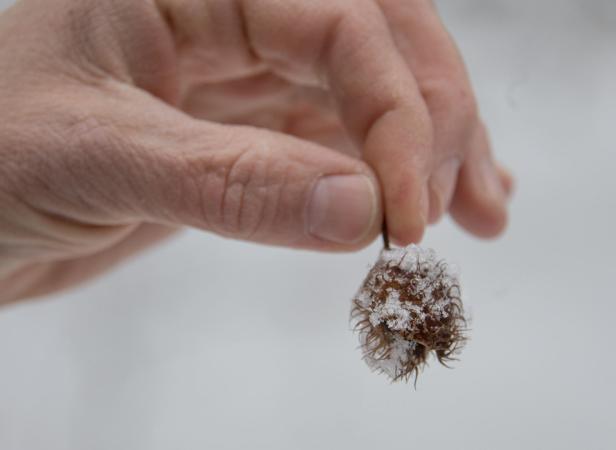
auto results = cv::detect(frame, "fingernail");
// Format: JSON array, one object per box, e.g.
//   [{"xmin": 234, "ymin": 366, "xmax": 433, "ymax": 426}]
[
  {"xmin": 480, "ymin": 158, "xmax": 506, "ymax": 202},
  {"xmin": 307, "ymin": 175, "xmax": 377, "ymax": 244}
]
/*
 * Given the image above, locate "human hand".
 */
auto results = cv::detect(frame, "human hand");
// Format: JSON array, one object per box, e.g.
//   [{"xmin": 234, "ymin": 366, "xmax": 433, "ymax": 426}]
[{"xmin": 0, "ymin": 0, "xmax": 512, "ymax": 303}]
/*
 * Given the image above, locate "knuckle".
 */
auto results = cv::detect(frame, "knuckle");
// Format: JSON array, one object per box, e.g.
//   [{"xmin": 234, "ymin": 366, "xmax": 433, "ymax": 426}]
[{"xmin": 201, "ymin": 137, "xmax": 281, "ymax": 239}]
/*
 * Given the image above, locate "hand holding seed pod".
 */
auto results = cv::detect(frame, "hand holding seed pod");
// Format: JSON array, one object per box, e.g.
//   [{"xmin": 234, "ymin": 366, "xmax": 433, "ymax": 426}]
[{"xmin": 351, "ymin": 244, "xmax": 467, "ymax": 383}]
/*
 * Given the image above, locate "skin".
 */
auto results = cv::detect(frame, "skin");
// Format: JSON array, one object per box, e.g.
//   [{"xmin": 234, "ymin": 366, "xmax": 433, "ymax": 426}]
[{"xmin": 0, "ymin": 0, "xmax": 513, "ymax": 304}]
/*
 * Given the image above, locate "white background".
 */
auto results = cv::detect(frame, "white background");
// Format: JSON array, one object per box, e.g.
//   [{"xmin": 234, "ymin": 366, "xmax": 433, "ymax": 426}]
[{"xmin": 1, "ymin": 1, "xmax": 615, "ymax": 449}]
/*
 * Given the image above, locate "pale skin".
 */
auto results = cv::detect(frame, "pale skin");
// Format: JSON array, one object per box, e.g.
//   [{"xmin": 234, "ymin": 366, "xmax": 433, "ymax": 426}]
[{"xmin": 0, "ymin": 0, "xmax": 513, "ymax": 304}]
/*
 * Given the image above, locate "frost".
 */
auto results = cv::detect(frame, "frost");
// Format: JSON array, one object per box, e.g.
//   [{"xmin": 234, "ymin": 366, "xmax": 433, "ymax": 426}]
[
  {"xmin": 351, "ymin": 243, "xmax": 467, "ymax": 383},
  {"xmin": 369, "ymin": 296, "xmax": 411, "ymax": 331},
  {"xmin": 364, "ymin": 335, "xmax": 416, "ymax": 380},
  {"xmin": 355, "ymin": 289, "xmax": 372, "ymax": 308}
]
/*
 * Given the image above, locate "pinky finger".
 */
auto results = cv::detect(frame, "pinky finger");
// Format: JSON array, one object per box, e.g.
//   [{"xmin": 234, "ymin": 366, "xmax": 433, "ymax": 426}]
[
  {"xmin": 498, "ymin": 164, "xmax": 515, "ymax": 199},
  {"xmin": 449, "ymin": 125, "xmax": 509, "ymax": 238}
]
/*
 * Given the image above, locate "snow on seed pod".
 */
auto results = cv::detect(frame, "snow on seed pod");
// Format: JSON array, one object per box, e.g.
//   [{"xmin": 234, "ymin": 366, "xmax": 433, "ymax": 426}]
[{"xmin": 351, "ymin": 244, "xmax": 467, "ymax": 383}]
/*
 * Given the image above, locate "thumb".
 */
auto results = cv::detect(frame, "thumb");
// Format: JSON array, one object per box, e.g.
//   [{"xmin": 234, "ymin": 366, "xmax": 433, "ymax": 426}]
[{"xmin": 68, "ymin": 102, "xmax": 382, "ymax": 251}]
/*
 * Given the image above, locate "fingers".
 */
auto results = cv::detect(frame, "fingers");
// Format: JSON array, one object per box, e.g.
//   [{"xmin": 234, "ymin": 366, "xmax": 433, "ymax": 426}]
[
  {"xmin": 498, "ymin": 164, "xmax": 515, "ymax": 198},
  {"xmin": 449, "ymin": 124, "xmax": 509, "ymax": 238},
  {"xmin": 60, "ymin": 0, "xmax": 510, "ymax": 246},
  {"xmin": 154, "ymin": 0, "xmax": 508, "ymax": 243},
  {"xmin": 427, "ymin": 157, "xmax": 460, "ymax": 224},
  {"xmin": 51, "ymin": 91, "xmax": 382, "ymax": 251},
  {"xmin": 376, "ymin": 0, "xmax": 511, "ymax": 231},
  {"xmin": 234, "ymin": 0, "xmax": 434, "ymax": 244},
  {"xmin": 157, "ymin": 0, "xmax": 433, "ymax": 243}
]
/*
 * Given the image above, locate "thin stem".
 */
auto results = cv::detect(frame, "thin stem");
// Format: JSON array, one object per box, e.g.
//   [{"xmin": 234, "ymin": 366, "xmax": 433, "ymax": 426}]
[{"xmin": 382, "ymin": 219, "xmax": 390, "ymax": 250}]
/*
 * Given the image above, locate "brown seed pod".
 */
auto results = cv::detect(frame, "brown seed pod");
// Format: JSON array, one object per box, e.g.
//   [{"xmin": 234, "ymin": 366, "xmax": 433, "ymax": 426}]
[{"xmin": 351, "ymin": 244, "xmax": 467, "ymax": 383}]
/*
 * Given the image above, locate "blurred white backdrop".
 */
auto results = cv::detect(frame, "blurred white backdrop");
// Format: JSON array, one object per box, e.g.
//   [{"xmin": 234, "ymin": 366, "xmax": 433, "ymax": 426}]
[{"xmin": 1, "ymin": 1, "xmax": 615, "ymax": 449}]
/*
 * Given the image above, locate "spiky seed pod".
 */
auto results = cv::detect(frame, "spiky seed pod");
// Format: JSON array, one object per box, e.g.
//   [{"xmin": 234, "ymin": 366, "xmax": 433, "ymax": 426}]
[{"xmin": 351, "ymin": 244, "xmax": 467, "ymax": 383}]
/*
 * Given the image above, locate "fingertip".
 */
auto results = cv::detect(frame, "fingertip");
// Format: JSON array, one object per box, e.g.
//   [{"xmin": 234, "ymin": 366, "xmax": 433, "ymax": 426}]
[
  {"xmin": 387, "ymin": 210, "xmax": 426, "ymax": 247},
  {"xmin": 449, "ymin": 157, "xmax": 509, "ymax": 239},
  {"xmin": 498, "ymin": 164, "xmax": 515, "ymax": 199},
  {"xmin": 388, "ymin": 227, "xmax": 425, "ymax": 248},
  {"xmin": 450, "ymin": 196, "xmax": 508, "ymax": 239},
  {"xmin": 383, "ymin": 180, "xmax": 428, "ymax": 246}
]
